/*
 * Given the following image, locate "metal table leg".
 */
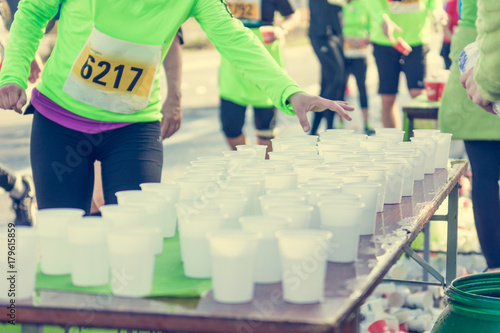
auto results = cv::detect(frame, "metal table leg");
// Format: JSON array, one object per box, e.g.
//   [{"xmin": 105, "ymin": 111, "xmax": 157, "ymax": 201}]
[{"xmin": 445, "ymin": 183, "xmax": 459, "ymax": 286}]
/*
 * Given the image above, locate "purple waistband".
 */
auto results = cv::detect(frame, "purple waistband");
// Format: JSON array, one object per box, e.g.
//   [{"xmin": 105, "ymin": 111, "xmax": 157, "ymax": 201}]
[{"xmin": 31, "ymin": 88, "xmax": 133, "ymax": 134}]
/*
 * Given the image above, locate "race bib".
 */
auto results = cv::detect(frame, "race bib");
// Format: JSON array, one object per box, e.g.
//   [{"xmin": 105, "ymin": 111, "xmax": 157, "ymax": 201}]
[
  {"xmin": 387, "ymin": 0, "xmax": 424, "ymax": 14},
  {"xmin": 63, "ymin": 27, "xmax": 161, "ymax": 114},
  {"xmin": 227, "ymin": 0, "xmax": 262, "ymax": 26},
  {"xmin": 344, "ymin": 39, "xmax": 368, "ymax": 58}
]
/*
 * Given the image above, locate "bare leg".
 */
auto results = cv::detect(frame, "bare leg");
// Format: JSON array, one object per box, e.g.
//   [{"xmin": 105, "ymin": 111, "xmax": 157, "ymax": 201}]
[
  {"xmin": 256, "ymin": 137, "xmax": 273, "ymax": 159},
  {"xmin": 90, "ymin": 161, "xmax": 105, "ymax": 215},
  {"xmin": 409, "ymin": 88, "xmax": 424, "ymax": 99},
  {"xmin": 225, "ymin": 134, "xmax": 247, "ymax": 150},
  {"xmin": 381, "ymin": 94, "xmax": 398, "ymax": 128}
]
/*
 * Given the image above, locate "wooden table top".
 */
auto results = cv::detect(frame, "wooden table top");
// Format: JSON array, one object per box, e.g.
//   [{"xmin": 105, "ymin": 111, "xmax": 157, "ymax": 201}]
[{"xmin": 1, "ymin": 160, "xmax": 468, "ymax": 333}]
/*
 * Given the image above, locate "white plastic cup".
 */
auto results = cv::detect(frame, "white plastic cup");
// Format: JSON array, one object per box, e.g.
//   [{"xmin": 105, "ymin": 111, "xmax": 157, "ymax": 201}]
[
  {"xmin": 296, "ymin": 184, "xmax": 342, "ymax": 228},
  {"xmin": 0, "ymin": 227, "xmax": 38, "ymax": 300},
  {"xmin": 140, "ymin": 182, "xmax": 180, "ymax": 202},
  {"xmin": 36, "ymin": 208, "xmax": 85, "ymax": 275},
  {"xmin": 236, "ymin": 144, "xmax": 268, "ymax": 160},
  {"xmin": 410, "ymin": 137, "xmax": 437, "ymax": 174},
  {"xmin": 259, "ymin": 194, "xmax": 307, "ymax": 215},
  {"xmin": 213, "ymin": 196, "xmax": 249, "ymax": 228},
  {"xmin": 404, "ymin": 291, "xmax": 434, "ymax": 310},
  {"xmin": 175, "ymin": 176, "xmax": 219, "ymax": 202},
  {"xmin": 341, "ymin": 182, "xmax": 381, "ymax": 235},
  {"xmin": 263, "ymin": 172, "xmax": 298, "ymax": 191},
  {"xmin": 317, "ymin": 201, "xmax": 364, "ymax": 262},
  {"xmin": 385, "ymin": 152, "xmax": 417, "ymax": 196},
  {"xmin": 117, "ymin": 192, "xmax": 174, "ymax": 242},
  {"xmin": 374, "ymin": 159, "xmax": 406, "ymax": 204},
  {"xmin": 276, "ymin": 230, "xmax": 332, "ymax": 304},
  {"xmin": 239, "ymin": 216, "xmax": 289, "ymax": 283},
  {"xmin": 67, "ymin": 218, "xmax": 110, "ymax": 287},
  {"xmin": 333, "ymin": 171, "xmax": 370, "ymax": 184},
  {"xmin": 207, "ymin": 230, "xmax": 262, "ymax": 303},
  {"xmin": 294, "ymin": 162, "xmax": 322, "ymax": 183},
  {"xmin": 396, "ymin": 144, "xmax": 426, "ymax": 181},
  {"xmin": 435, "ymin": 133, "xmax": 453, "ymax": 169},
  {"xmin": 354, "ymin": 166, "xmax": 388, "ymax": 213},
  {"xmin": 179, "ymin": 214, "xmax": 225, "ymax": 278},
  {"xmin": 99, "ymin": 204, "xmax": 144, "ymax": 227},
  {"xmin": 107, "ymin": 229, "xmax": 156, "ymax": 297},
  {"xmin": 265, "ymin": 204, "xmax": 314, "ymax": 229}
]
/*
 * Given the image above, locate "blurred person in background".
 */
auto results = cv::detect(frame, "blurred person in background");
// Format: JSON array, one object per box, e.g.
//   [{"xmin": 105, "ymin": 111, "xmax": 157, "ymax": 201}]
[
  {"xmin": 219, "ymin": 0, "xmax": 300, "ymax": 154},
  {"xmin": 440, "ymin": 0, "xmax": 500, "ymax": 273},
  {"xmin": 441, "ymin": 0, "xmax": 459, "ymax": 69},
  {"xmin": 342, "ymin": 0, "xmax": 373, "ymax": 135},
  {"xmin": 363, "ymin": 0, "xmax": 443, "ymax": 128},
  {"xmin": 308, "ymin": 0, "xmax": 345, "ymax": 135}
]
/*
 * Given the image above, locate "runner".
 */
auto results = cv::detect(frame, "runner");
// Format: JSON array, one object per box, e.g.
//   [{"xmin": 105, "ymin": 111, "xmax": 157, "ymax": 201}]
[
  {"xmin": 219, "ymin": 0, "xmax": 300, "ymax": 154},
  {"xmin": 342, "ymin": 0, "xmax": 373, "ymax": 135},
  {"xmin": 0, "ymin": 0, "xmax": 353, "ymax": 214},
  {"xmin": 363, "ymin": 0, "xmax": 442, "ymax": 128},
  {"xmin": 308, "ymin": 0, "xmax": 346, "ymax": 135}
]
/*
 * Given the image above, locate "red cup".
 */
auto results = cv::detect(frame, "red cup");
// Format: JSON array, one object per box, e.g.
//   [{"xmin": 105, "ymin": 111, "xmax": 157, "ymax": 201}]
[
  {"xmin": 368, "ymin": 319, "xmax": 392, "ymax": 333},
  {"xmin": 424, "ymin": 81, "xmax": 440, "ymax": 101},
  {"xmin": 394, "ymin": 37, "xmax": 412, "ymax": 56},
  {"xmin": 260, "ymin": 26, "xmax": 274, "ymax": 44},
  {"xmin": 437, "ymin": 82, "xmax": 446, "ymax": 100}
]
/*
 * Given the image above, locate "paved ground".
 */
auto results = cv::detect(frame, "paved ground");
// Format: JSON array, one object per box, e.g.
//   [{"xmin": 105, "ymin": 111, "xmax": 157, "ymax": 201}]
[{"xmin": 0, "ymin": 27, "xmax": 463, "ymax": 224}]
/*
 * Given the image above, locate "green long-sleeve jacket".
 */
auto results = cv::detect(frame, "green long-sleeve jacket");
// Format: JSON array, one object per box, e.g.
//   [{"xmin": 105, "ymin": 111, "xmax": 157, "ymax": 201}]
[
  {"xmin": 475, "ymin": 0, "xmax": 500, "ymax": 102},
  {"xmin": 0, "ymin": 0, "xmax": 303, "ymax": 123},
  {"xmin": 362, "ymin": 0, "xmax": 441, "ymax": 46},
  {"xmin": 439, "ymin": 0, "xmax": 500, "ymax": 139}
]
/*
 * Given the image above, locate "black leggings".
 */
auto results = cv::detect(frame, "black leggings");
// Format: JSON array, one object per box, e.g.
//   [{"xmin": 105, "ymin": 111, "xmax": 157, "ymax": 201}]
[
  {"xmin": 345, "ymin": 57, "xmax": 368, "ymax": 109},
  {"xmin": 0, "ymin": 164, "xmax": 16, "ymax": 192},
  {"xmin": 309, "ymin": 35, "xmax": 345, "ymax": 135},
  {"xmin": 464, "ymin": 140, "xmax": 500, "ymax": 269},
  {"xmin": 30, "ymin": 110, "xmax": 163, "ymax": 215},
  {"xmin": 220, "ymin": 98, "xmax": 277, "ymax": 140}
]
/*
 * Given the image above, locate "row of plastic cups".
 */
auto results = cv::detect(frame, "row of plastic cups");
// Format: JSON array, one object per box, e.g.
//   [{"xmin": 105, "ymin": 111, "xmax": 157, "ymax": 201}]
[
  {"xmin": 412, "ymin": 129, "xmax": 453, "ymax": 169},
  {"xmin": 33, "ymin": 208, "xmax": 160, "ymax": 297},
  {"xmin": 206, "ymin": 229, "xmax": 333, "ymax": 304}
]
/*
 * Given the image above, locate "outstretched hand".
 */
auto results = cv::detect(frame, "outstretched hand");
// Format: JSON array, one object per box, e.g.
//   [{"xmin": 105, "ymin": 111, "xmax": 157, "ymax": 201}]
[
  {"xmin": 289, "ymin": 92, "xmax": 354, "ymax": 132},
  {"xmin": 382, "ymin": 14, "xmax": 402, "ymax": 44},
  {"xmin": 0, "ymin": 83, "xmax": 27, "ymax": 114}
]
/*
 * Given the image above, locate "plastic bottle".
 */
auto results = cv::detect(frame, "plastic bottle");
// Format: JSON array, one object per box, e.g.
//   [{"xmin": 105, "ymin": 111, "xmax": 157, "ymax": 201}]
[{"xmin": 458, "ymin": 42, "xmax": 500, "ymax": 116}]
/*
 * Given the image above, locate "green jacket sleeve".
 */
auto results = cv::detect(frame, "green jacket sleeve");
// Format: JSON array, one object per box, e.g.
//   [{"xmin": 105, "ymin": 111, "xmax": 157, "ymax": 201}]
[
  {"xmin": 474, "ymin": 0, "xmax": 500, "ymax": 102},
  {"xmin": 192, "ymin": 0, "xmax": 303, "ymax": 115},
  {"xmin": 0, "ymin": 0, "xmax": 61, "ymax": 89}
]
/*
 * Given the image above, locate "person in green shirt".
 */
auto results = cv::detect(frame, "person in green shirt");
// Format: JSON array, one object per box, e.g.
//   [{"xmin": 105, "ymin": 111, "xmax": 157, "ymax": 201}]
[
  {"xmin": 343, "ymin": 0, "xmax": 373, "ymax": 134},
  {"xmin": 0, "ymin": 0, "xmax": 353, "ymax": 215},
  {"xmin": 363, "ymin": 0, "xmax": 442, "ymax": 128},
  {"xmin": 456, "ymin": 0, "xmax": 500, "ymax": 273},
  {"xmin": 218, "ymin": 0, "xmax": 300, "ymax": 155},
  {"xmin": 440, "ymin": 0, "xmax": 500, "ymax": 274}
]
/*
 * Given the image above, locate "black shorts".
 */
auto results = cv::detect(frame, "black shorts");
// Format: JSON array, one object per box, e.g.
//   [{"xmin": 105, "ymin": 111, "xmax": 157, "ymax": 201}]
[
  {"xmin": 220, "ymin": 98, "xmax": 276, "ymax": 140},
  {"xmin": 372, "ymin": 43, "xmax": 428, "ymax": 95},
  {"xmin": 30, "ymin": 109, "xmax": 163, "ymax": 215}
]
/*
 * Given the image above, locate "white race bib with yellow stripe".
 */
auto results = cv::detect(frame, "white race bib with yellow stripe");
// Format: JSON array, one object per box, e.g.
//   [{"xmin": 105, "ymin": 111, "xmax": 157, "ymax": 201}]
[
  {"xmin": 63, "ymin": 27, "xmax": 161, "ymax": 114},
  {"xmin": 387, "ymin": 0, "xmax": 424, "ymax": 14},
  {"xmin": 226, "ymin": 0, "xmax": 262, "ymax": 26}
]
